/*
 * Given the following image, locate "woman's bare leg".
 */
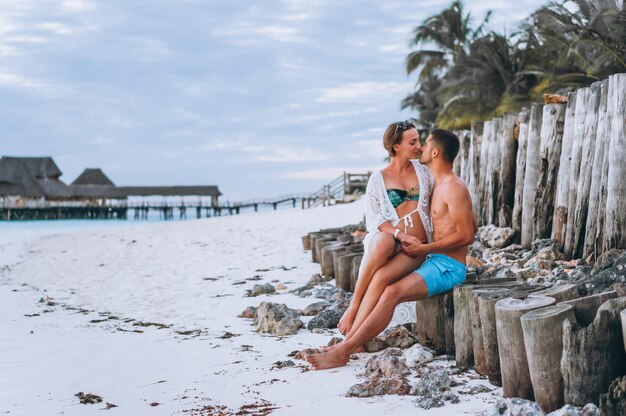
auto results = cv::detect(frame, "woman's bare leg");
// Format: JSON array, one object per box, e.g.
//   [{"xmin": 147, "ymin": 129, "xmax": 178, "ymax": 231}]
[
  {"xmin": 307, "ymin": 273, "xmax": 429, "ymax": 370},
  {"xmin": 336, "ymin": 232, "xmax": 396, "ymax": 335},
  {"xmin": 343, "ymin": 252, "xmax": 424, "ymax": 345}
]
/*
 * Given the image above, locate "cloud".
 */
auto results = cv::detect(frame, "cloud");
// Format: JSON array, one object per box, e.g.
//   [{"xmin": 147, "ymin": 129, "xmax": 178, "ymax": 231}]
[
  {"xmin": 283, "ymin": 166, "xmax": 372, "ymax": 180},
  {"xmin": 316, "ymin": 81, "xmax": 409, "ymax": 103},
  {"xmin": 213, "ymin": 23, "xmax": 309, "ymax": 44},
  {"xmin": 0, "ymin": 71, "xmax": 50, "ymax": 91},
  {"xmin": 242, "ymin": 145, "xmax": 331, "ymax": 163},
  {"xmin": 60, "ymin": 0, "xmax": 95, "ymax": 13}
]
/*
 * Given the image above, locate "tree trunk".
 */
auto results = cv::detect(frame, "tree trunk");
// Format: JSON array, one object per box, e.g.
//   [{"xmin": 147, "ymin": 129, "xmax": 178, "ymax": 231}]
[
  {"xmin": 528, "ymin": 283, "xmax": 578, "ymax": 303},
  {"xmin": 561, "ymin": 297, "xmax": 626, "ymax": 406},
  {"xmin": 603, "ymin": 73, "xmax": 626, "ymax": 253},
  {"xmin": 564, "ymin": 87, "xmax": 590, "ymax": 257},
  {"xmin": 532, "ymin": 103, "xmax": 566, "ymax": 241},
  {"xmin": 479, "ymin": 288, "xmax": 528, "ymax": 386},
  {"xmin": 469, "ymin": 122, "xmax": 484, "ymax": 224},
  {"xmin": 498, "ymin": 113, "xmax": 518, "ymax": 228},
  {"xmin": 415, "ymin": 291, "xmax": 455, "ymax": 355},
  {"xmin": 521, "ymin": 304, "xmax": 576, "ymax": 412},
  {"xmin": 495, "ymin": 296, "xmax": 556, "ymax": 399},
  {"xmin": 584, "ymin": 80, "xmax": 610, "ymax": 260},
  {"xmin": 453, "ymin": 278, "xmax": 518, "ymax": 369},
  {"xmin": 334, "ymin": 252, "xmax": 357, "ymax": 291},
  {"xmin": 569, "ymin": 81, "xmax": 601, "ymax": 258},
  {"xmin": 349, "ymin": 254, "xmax": 363, "ymax": 292},
  {"xmin": 513, "ymin": 109, "xmax": 530, "ymax": 239},
  {"xmin": 521, "ymin": 104, "xmax": 544, "ymax": 247},
  {"xmin": 552, "ymin": 92, "xmax": 578, "ymax": 245},
  {"xmin": 480, "ymin": 120, "xmax": 494, "ymax": 225},
  {"xmin": 559, "ymin": 290, "xmax": 618, "ymax": 326},
  {"xmin": 600, "ymin": 375, "xmax": 626, "ymax": 416}
]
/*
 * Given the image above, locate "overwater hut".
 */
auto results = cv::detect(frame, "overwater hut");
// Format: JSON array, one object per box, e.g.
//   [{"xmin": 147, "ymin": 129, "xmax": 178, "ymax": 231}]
[
  {"xmin": 0, "ymin": 157, "xmax": 72, "ymax": 207},
  {"xmin": 70, "ymin": 168, "xmax": 126, "ymax": 206}
]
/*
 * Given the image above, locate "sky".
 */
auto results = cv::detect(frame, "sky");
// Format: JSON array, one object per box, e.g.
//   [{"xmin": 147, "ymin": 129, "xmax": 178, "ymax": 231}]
[{"xmin": 1, "ymin": 0, "xmax": 547, "ymax": 202}]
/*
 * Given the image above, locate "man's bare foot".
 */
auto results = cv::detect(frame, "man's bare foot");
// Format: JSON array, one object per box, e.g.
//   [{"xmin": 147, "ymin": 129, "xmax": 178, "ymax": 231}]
[
  {"xmin": 337, "ymin": 306, "xmax": 357, "ymax": 335},
  {"xmin": 306, "ymin": 349, "xmax": 351, "ymax": 370}
]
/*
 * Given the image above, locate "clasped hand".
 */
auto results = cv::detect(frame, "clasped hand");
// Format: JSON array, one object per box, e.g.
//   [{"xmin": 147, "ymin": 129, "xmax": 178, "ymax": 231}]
[{"xmin": 399, "ymin": 234, "xmax": 425, "ymax": 257}]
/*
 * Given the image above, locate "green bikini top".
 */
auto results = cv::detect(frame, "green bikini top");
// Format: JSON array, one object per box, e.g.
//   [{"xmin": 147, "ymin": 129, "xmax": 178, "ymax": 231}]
[{"xmin": 387, "ymin": 187, "xmax": 420, "ymax": 208}]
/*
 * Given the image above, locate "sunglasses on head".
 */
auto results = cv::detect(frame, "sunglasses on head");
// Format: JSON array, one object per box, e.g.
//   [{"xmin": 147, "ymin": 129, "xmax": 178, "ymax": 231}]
[{"xmin": 393, "ymin": 120, "xmax": 415, "ymax": 136}]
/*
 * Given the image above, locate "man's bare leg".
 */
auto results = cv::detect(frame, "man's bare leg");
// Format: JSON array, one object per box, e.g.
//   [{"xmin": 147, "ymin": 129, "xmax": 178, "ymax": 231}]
[
  {"xmin": 325, "ymin": 253, "xmax": 423, "ymax": 353},
  {"xmin": 307, "ymin": 272, "xmax": 429, "ymax": 370},
  {"xmin": 336, "ymin": 233, "xmax": 396, "ymax": 335}
]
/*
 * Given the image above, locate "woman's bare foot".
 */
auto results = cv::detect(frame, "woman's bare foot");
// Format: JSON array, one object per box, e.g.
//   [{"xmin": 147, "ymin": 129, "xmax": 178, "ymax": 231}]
[
  {"xmin": 321, "ymin": 341, "xmax": 365, "ymax": 354},
  {"xmin": 306, "ymin": 348, "xmax": 351, "ymax": 370},
  {"xmin": 337, "ymin": 306, "xmax": 357, "ymax": 335}
]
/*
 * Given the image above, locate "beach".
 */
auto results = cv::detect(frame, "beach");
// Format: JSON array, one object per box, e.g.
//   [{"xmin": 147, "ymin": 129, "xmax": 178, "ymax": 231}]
[{"xmin": 0, "ymin": 200, "xmax": 499, "ymax": 415}]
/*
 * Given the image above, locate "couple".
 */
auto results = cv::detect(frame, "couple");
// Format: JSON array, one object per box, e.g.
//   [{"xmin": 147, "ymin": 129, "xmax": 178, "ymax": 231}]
[{"xmin": 306, "ymin": 122, "xmax": 476, "ymax": 370}]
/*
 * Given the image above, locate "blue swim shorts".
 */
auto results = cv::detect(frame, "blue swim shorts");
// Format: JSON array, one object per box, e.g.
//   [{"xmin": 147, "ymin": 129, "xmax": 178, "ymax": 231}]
[{"xmin": 415, "ymin": 253, "xmax": 466, "ymax": 297}]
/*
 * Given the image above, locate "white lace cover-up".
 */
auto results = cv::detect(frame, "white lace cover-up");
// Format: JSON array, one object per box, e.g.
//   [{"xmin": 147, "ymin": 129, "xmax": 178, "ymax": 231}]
[{"xmin": 361, "ymin": 160, "xmax": 434, "ymax": 326}]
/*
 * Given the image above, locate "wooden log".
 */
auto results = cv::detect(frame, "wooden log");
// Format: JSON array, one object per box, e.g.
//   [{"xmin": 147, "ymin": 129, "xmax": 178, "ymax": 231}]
[
  {"xmin": 309, "ymin": 232, "xmax": 323, "ymax": 261},
  {"xmin": 622, "ymin": 308, "xmax": 626, "ymax": 353},
  {"xmin": 470, "ymin": 287, "xmax": 510, "ymax": 375},
  {"xmin": 301, "ymin": 235, "xmax": 311, "ymax": 251},
  {"xmin": 552, "ymin": 91, "xmax": 578, "ymax": 245},
  {"xmin": 495, "ymin": 296, "xmax": 556, "ymax": 399},
  {"xmin": 415, "ymin": 291, "xmax": 455, "ymax": 355},
  {"xmin": 521, "ymin": 103, "xmax": 544, "ymax": 247},
  {"xmin": 512, "ymin": 108, "xmax": 530, "ymax": 239},
  {"xmin": 313, "ymin": 237, "xmax": 336, "ymax": 264},
  {"xmin": 484, "ymin": 118, "xmax": 503, "ymax": 225},
  {"xmin": 453, "ymin": 278, "xmax": 518, "ymax": 369},
  {"xmin": 528, "ymin": 283, "xmax": 578, "ymax": 303},
  {"xmin": 564, "ymin": 87, "xmax": 591, "ymax": 257},
  {"xmin": 599, "ymin": 375, "xmax": 626, "ymax": 416},
  {"xmin": 532, "ymin": 103, "xmax": 566, "ymax": 241},
  {"xmin": 479, "ymin": 288, "xmax": 532, "ymax": 386},
  {"xmin": 559, "ymin": 290, "xmax": 618, "ymax": 326},
  {"xmin": 349, "ymin": 254, "xmax": 363, "ymax": 292},
  {"xmin": 320, "ymin": 243, "xmax": 347, "ymax": 278},
  {"xmin": 603, "ymin": 73, "xmax": 626, "ymax": 253},
  {"xmin": 497, "ymin": 113, "xmax": 518, "ymax": 228},
  {"xmin": 569, "ymin": 81, "xmax": 601, "ymax": 258},
  {"xmin": 468, "ymin": 121, "xmax": 484, "ymax": 223},
  {"xmin": 479, "ymin": 120, "xmax": 493, "ymax": 225},
  {"xmin": 561, "ymin": 297, "xmax": 626, "ymax": 406},
  {"xmin": 521, "ymin": 304, "xmax": 576, "ymax": 412},
  {"xmin": 459, "ymin": 130, "xmax": 470, "ymax": 183},
  {"xmin": 583, "ymin": 80, "xmax": 610, "ymax": 260},
  {"xmin": 335, "ymin": 252, "xmax": 361, "ymax": 292}
]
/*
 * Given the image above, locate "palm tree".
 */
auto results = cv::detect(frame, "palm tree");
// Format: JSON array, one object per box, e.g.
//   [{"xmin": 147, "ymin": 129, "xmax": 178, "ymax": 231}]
[
  {"xmin": 403, "ymin": 1, "xmax": 491, "ymax": 128},
  {"xmin": 521, "ymin": 0, "xmax": 626, "ymax": 94}
]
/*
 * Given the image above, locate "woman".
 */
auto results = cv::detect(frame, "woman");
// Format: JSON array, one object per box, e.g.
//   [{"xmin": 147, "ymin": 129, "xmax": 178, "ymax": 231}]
[{"xmin": 336, "ymin": 120, "xmax": 433, "ymax": 345}]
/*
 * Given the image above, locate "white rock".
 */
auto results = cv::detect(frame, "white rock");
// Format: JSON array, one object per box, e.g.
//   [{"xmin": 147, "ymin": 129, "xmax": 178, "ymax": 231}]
[{"xmin": 401, "ymin": 343, "xmax": 434, "ymax": 368}]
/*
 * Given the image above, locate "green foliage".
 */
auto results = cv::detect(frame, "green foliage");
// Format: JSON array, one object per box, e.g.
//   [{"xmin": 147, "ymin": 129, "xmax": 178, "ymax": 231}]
[{"xmin": 404, "ymin": 0, "xmax": 626, "ymax": 127}]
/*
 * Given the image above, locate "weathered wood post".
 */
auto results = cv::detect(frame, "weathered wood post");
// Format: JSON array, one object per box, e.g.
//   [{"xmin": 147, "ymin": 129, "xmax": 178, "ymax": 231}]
[
  {"xmin": 459, "ymin": 130, "xmax": 470, "ymax": 184},
  {"xmin": 335, "ymin": 252, "xmax": 361, "ymax": 292},
  {"xmin": 603, "ymin": 73, "xmax": 626, "ymax": 253},
  {"xmin": 563, "ymin": 87, "xmax": 590, "ymax": 257},
  {"xmin": 415, "ymin": 291, "xmax": 455, "ymax": 355},
  {"xmin": 479, "ymin": 120, "xmax": 493, "ymax": 225},
  {"xmin": 521, "ymin": 104, "xmax": 544, "ymax": 247},
  {"xmin": 532, "ymin": 103, "xmax": 566, "ymax": 241},
  {"xmin": 561, "ymin": 297, "xmax": 626, "ymax": 406},
  {"xmin": 521, "ymin": 304, "xmax": 576, "ymax": 412},
  {"xmin": 468, "ymin": 122, "xmax": 484, "ymax": 222},
  {"xmin": 470, "ymin": 287, "xmax": 511, "ymax": 375},
  {"xmin": 512, "ymin": 108, "xmax": 530, "ymax": 239},
  {"xmin": 495, "ymin": 296, "xmax": 556, "ymax": 399},
  {"xmin": 569, "ymin": 81, "xmax": 601, "ymax": 258},
  {"xmin": 583, "ymin": 80, "xmax": 610, "ymax": 259},
  {"xmin": 349, "ymin": 254, "xmax": 363, "ymax": 292},
  {"xmin": 497, "ymin": 113, "xmax": 518, "ymax": 227},
  {"xmin": 485, "ymin": 118, "xmax": 503, "ymax": 225},
  {"xmin": 528, "ymin": 283, "xmax": 578, "ymax": 303},
  {"xmin": 560, "ymin": 291, "xmax": 618, "ymax": 326}
]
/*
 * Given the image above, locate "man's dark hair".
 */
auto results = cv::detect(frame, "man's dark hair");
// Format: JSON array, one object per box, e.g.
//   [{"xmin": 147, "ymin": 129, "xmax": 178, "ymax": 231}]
[{"xmin": 430, "ymin": 129, "xmax": 460, "ymax": 163}]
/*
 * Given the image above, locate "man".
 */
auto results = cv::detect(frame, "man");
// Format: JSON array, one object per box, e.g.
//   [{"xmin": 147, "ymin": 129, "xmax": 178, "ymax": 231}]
[{"xmin": 306, "ymin": 129, "xmax": 476, "ymax": 370}]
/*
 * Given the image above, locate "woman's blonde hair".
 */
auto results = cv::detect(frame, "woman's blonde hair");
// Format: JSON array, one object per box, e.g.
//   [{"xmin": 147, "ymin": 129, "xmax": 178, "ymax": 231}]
[{"xmin": 383, "ymin": 120, "xmax": 414, "ymax": 157}]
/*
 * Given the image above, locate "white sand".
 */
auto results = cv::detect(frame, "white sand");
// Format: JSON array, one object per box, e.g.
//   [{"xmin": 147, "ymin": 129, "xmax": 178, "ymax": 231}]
[{"xmin": 0, "ymin": 200, "xmax": 500, "ymax": 415}]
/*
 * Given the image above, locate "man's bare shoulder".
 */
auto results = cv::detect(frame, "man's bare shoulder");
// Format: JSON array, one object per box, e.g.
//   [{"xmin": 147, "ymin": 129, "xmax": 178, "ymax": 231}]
[{"xmin": 439, "ymin": 176, "xmax": 469, "ymax": 199}]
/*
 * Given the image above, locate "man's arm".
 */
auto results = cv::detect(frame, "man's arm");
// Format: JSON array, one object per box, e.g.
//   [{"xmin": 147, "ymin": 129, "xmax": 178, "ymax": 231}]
[{"xmin": 403, "ymin": 183, "xmax": 475, "ymax": 256}]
